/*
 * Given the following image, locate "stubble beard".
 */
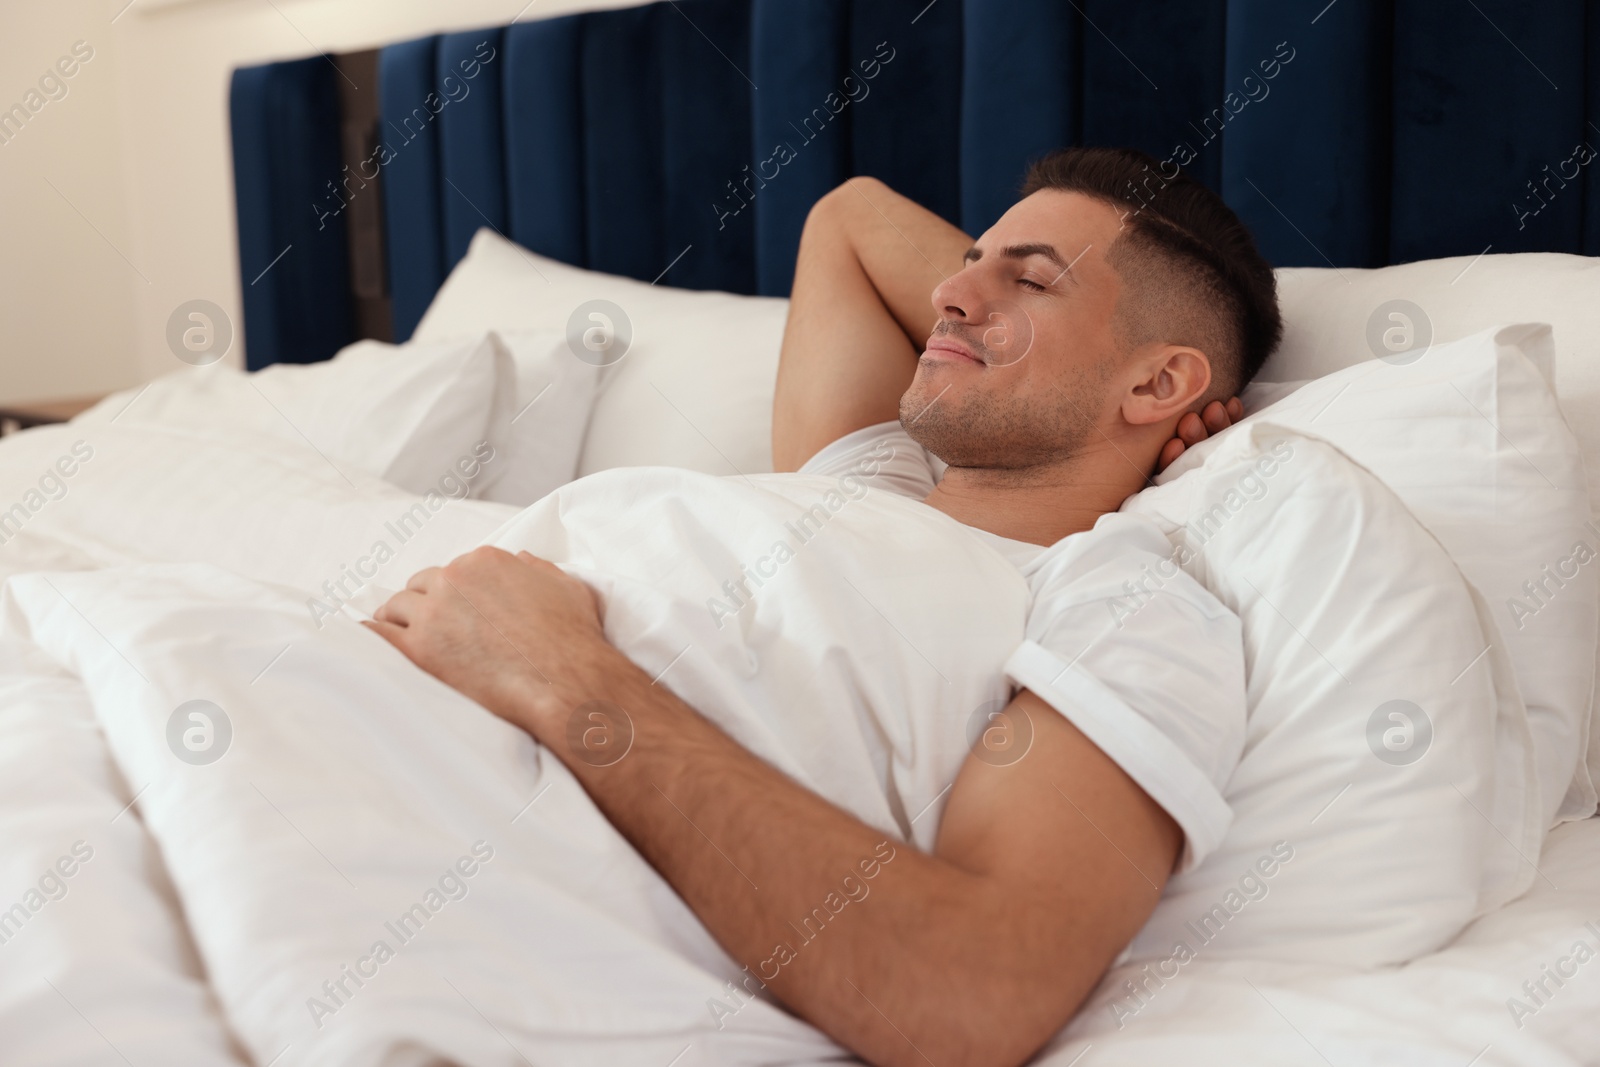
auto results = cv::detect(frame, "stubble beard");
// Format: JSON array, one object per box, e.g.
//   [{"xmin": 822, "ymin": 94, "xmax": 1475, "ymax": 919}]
[{"xmin": 898, "ymin": 358, "xmax": 1108, "ymax": 473}]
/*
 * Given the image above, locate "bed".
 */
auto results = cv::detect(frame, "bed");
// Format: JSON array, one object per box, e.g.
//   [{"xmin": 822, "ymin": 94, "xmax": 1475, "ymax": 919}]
[{"xmin": 3, "ymin": 1, "xmax": 1600, "ymax": 1064}]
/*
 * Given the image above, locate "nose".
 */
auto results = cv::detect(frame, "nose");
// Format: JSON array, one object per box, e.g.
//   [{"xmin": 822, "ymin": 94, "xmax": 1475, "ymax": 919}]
[
  {"xmin": 931, "ymin": 265, "xmax": 983, "ymax": 325},
  {"xmin": 929, "ymin": 262, "xmax": 1035, "ymax": 367}
]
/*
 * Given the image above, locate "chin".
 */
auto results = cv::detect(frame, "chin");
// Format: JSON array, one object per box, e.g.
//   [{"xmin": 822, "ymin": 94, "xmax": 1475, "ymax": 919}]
[{"xmin": 898, "ymin": 403, "xmax": 969, "ymax": 466}]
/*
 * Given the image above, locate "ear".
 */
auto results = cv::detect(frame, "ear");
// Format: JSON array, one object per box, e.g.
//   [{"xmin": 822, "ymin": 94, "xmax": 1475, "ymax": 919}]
[{"xmin": 1121, "ymin": 344, "xmax": 1213, "ymax": 427}]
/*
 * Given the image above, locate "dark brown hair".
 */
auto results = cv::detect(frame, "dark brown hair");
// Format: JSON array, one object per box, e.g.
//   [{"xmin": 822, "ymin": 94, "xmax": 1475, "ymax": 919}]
[{"xmin": 1021, "ymin": 147, "xmax": 1283, "ymax": 395}]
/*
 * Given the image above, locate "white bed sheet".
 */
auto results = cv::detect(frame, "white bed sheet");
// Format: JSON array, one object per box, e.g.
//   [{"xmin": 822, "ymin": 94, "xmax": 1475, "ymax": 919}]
[
  {"xmin": 1049, "ymin": 815, "xmax": 1600, "ymax": 1065},
  {"xmin": 1, "ymin": 410, "xmax": 1598, "ymax": 1065}
]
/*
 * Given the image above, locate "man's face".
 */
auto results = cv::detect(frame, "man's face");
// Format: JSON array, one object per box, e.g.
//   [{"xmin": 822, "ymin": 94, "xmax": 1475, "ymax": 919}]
[{"xmin": 899, "ymin": 190, "xmax": 1129, "ymax": 471}]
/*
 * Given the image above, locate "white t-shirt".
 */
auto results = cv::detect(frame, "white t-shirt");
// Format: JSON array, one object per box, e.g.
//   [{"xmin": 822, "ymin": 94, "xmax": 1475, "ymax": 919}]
[{"xmin": 800, "ymin": 422, "xmax": 1246, "ymax": 869}]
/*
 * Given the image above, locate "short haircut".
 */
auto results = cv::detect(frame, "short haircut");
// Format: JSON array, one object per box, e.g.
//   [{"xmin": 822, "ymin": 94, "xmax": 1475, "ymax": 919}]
[{"xmin": 1021, "ymin": 147, "xmax": 1283, "ymax": 397}]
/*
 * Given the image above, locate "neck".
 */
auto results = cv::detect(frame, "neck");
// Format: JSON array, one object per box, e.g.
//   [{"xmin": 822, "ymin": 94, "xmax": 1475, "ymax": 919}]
[{"xmin": 920, "ymin": 440, "xmax": 1153, "ymax": 547}]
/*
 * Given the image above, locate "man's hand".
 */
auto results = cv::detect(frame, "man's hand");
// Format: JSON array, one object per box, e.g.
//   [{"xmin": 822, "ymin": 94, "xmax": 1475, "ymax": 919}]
[
  {"xmin": 1157, "ymin": 396, "xmax": 1245, "ymax": 472},
  {"xmin": 361, "ymin": 546, "xmax": 605, "ymax": 720}
]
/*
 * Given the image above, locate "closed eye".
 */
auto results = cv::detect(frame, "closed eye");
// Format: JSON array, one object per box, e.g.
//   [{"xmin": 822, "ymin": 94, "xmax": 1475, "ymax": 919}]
[{"xmin": 1018, "ymin": 277, "xmax": 1047, "ymax": 292}]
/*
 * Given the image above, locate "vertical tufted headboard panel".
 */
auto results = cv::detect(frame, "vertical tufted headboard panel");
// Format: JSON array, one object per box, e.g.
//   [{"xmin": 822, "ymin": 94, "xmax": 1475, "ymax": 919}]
[{"xmin": 230, "ymin": 0, "xmax": 1600, "ymax": 369}]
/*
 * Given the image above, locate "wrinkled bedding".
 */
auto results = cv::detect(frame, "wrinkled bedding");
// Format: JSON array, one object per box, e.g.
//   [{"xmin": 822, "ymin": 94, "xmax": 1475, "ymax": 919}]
[{"xmin": 0, "ymin": 417, "xmax": 1595, "ymax": 1066}]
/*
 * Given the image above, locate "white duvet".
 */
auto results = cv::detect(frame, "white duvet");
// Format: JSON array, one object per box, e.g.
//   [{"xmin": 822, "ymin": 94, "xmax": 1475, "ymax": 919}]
[{"xmin": 1, "ymin": 417, "xmax": 1597, "ymax": 1066}]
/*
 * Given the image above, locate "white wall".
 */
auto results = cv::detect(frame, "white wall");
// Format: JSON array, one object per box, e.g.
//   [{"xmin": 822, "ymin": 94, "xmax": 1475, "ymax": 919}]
[{"xmin": 0, "ymin": 0, "xmax": 637, "ymax": 406}]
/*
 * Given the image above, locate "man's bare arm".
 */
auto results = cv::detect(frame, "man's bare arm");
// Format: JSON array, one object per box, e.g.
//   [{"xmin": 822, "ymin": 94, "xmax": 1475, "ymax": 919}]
[
  {"xmin": 771, "ymin": 177, "xmax": 972, "ymax": 472},
  {"xmin": 372, "ymin": 549, "xmax": 1177, "ymax": 1067},
  {"xmin": 511, "ymin": 638, "xmax": 1177, "ymax": 1067}
]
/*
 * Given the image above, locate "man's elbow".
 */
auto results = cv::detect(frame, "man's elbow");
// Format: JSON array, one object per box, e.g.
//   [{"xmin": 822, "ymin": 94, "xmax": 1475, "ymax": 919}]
[
  {"xmin": 864, "ymin": 970, "xmax": 1088, "ymax": 1067},
  {"xmin": 803, "ymin": 176, "xmax": 891, "ymax": 243},
  {"xmin": 821, "ymin": 174, "xmax": 889, "ymax": 209}
]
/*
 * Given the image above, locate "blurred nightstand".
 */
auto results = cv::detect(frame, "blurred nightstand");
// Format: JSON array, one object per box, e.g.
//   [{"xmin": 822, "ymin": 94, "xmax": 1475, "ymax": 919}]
[{"xmin": 0, "ymin": 396, "xmax": 105, "ymax": 437}]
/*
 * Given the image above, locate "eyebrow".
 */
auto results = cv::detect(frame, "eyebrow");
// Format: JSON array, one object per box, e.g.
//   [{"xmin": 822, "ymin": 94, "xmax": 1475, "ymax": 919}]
[{"xmin": 963, "ymin": 242, "xmax": 1081, "ymax": 285}]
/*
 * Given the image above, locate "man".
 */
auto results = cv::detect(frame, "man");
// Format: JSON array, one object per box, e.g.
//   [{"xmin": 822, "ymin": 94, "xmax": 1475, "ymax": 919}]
[{"xmin": 365, "ymin": 147, "xmax": 1281, "ymax": 1067}]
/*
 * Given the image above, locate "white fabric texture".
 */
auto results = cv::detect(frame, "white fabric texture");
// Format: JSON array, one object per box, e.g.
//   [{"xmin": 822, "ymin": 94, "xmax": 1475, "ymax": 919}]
[
  {"xmin": 797, "ymin": 421, "xmax": 1047, "ymax": 569},
  {"xmin": 2, "ymin": 457, "xmax": 1035, "ymax": 1066},
  {"xmin": 0, "ymin": 419, "xmax": 514, "ymax": 1064},
  {"xmin": 801, "ymin": 423, "xmax": 1249, "ymax": 872},
  {"xmin": 1001, "ymin": 515, "xmax": 1247, "ymax": 873},
  {"xmin": 1173, "ymin": 326, "xmax": 1596, "ymax": 827},
  {"xmin": 0, "ymin": 422, "xmax": 515, "ymax": 597},
  {"xmin": 474, "ymin": 467, "xmax": 1029, "ymax": 848},
  {"xmin": 797, "ymin": 420, "xmax": 947, "ymax": 500},
  {"xmin": 807, "ymin": 416, "xmax": 1537, "ymax": 961},
  {"xmin": 468, "ymin": 330, "xmax": 603, "ymax": 506},
  {"xmin": 1043, "ymin": 815, "xmax": 1600, "ymax": 1066},
  {"xmin": 77, "ymin": 334, "xmax": 511, "ymax": 497},
  {"xmin": 412, "ymin": 227, "xmax": 789, "ymax": 480},
  {"xmin": 0, "ymin": 634, "xmax": 248, "ymax": 1067},
  {"xmin": 1268, "ymin": 255, "xmax": 1600, "ymax": 509},
  {"xmin": 1122, "ymin": 424, "xmax": 1539, "ymax": 968},
  {"xmin": 0, "ymin": 417, "xmax": 1555, "ymax": 1062},
  {"xmin": 1269, "ymin": 256, "xmax": 1600, "ymax": 816}
]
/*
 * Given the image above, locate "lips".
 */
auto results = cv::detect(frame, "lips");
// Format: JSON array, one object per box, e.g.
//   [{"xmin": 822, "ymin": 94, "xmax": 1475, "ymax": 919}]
[{"xmin": 922, "ymin": 338, "xmax": 983, "ymax": 365}]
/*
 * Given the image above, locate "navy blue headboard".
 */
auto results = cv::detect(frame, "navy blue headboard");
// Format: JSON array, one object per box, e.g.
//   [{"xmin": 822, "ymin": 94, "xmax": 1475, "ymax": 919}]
[{"xmin": 230, "ymin": 0, "xmax": 1600, "ymax": 370}]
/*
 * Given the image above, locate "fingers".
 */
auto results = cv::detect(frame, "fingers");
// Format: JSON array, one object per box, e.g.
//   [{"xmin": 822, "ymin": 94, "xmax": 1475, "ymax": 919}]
[
  {"xmin": 405, "ymin": 567, "xmax": 442, "ymax": 594},
  {"xmin": 372, "ymin": 589, "xmax": 423, "ymax": 626},
  {"xmin": 1165, "ymin": 396, "xmax": 1248, "ymax": 474}
]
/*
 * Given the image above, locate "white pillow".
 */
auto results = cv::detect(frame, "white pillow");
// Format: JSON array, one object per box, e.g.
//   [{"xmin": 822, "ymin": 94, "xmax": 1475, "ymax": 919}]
[
  {"xmin": 471, "ymin": 331, "xmax": 603, "ymax": 506},
  {"xmin": 1183, "ymin": 325, "xmax": 1596, "ymax": 828},
  {"xmin": 1269, "ymin": 256, "xmax": 1600, "ymax": 813},
  {"xmin": 1120, "ymin": 424, "xmax": 1539, "ymax": 969},
  {"xmin": 78, "ymin": 334, "xmax": 508, "ymax": 497},
  {"xmin": 413, "ymin": 227, "xmax": 788, "ymax": 479},
  {"xmin": 1269, "ymin": 255, "xmax": 1600, "ymax": 505}
]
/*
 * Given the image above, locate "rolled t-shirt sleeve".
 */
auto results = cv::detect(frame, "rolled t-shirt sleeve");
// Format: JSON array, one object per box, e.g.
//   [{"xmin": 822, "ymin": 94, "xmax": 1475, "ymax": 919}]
[{"xmin": 1004, "ymin": 512, "xmax": 1247, "ymax": 872}]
